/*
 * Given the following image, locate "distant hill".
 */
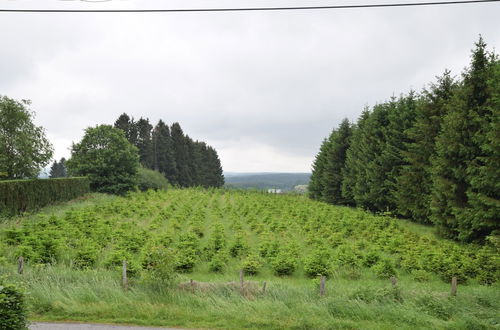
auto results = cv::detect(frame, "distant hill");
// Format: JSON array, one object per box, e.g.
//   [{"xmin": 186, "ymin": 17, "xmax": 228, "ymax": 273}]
[{"xmin": 224, "ymin": 172, "xmax": 310, "ymax": 191}]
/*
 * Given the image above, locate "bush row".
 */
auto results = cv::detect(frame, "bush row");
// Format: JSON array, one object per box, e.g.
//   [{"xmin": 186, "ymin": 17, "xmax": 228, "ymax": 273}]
[{"xmin": 0, "ymin": 177, "xmax": 90, "ymax": 216}]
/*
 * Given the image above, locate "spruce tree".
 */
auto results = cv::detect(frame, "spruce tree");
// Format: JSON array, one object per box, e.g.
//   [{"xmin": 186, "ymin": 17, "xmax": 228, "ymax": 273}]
[
  {"xmin": 49, "ymin": 157, "xmax": 67, "ymax": 178},
  {"xmin": 152, "ymin": 120, "xmax": 177, "ymax": 184},
  {"xmin": 321, "ymin": 119, "xmax": 353, "ymax": 205},
  {"xmin": 430, "ymin": 37, "xmax": 497, "ymax": 241},
  {"xmin": 136, "ymin": 118, "xmax": 154, "ymax": 169},
  {"xmin": 396, "ymin": 72, "xmax": 456, "ymax": 223},
  {"xmin": 308, "ymin": 137, "xmax": 331, "ymax": 201},
  {"xmin": 171, "ymin": 122, "xmax": 191, "ymax": 187},
  {"xmin": 114, "ymin": 113, "xmax": 138, "ymax": 146},
  {"xmin": 467, "ymin": 60, "xmax": 500, "ymax": 239}
]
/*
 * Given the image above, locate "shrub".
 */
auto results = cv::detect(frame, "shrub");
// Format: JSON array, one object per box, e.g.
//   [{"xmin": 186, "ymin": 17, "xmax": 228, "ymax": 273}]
[
  {"xmin": 373, "ymin": 258, "xmax": 397, "ymax": 278},
  {"xmin": 137, "ymin": 167, "xmax": 169, "ymax": 192},
  {"xmin": 303, "ymin": 249, "xmax": 331, "ymax": 277},
  {"xmin": 412, "ymin": 269, "xmax": 432, "ymax": 282},
  {"xmin": 209, "ymin": 250, "xmax": 228, "ymax": 273},
  {"xmin": 141, "ymin": 245, "xmax": 176, "ymax": 284},
  {"xmin": 229, "ymin": 232, "xmax": 248, "ymax": 257},
  {"xmin": 271, "ymin": 250, "xmax": 298, "ymax": 276},
  {"xmin": 241, "ymin": 254, "xmax": 262, "ymax": 275},
  {"xmin": 0, "ymin": 177, "xmax": 90, "ymax": 216},
  {"xmin": 0, "ymin": 279, "xmax": 28, "ymax": 330}
]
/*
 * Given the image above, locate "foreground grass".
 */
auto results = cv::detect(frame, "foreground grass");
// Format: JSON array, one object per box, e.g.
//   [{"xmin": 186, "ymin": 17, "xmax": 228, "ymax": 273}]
[{"xmin": 1, "ymin": 264, "xmax": 498, "ymax": 330}]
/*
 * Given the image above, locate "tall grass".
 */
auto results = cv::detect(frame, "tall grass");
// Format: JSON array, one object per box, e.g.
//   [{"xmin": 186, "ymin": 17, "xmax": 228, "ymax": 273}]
[{"xmin": 1, "ymin": 264, "xmax": 498, "ymax": 329}]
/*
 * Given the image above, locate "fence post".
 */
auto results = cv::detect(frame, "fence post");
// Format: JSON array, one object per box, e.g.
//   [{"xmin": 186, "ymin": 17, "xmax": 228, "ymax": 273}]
[
  {"xmin": 18, "ymin": 256, "xmax": 24, "ymax": 275},
  {"xmin": 122, "ymin": 260, "xmax": 128, "ymax": 291},
  {"xmin": 190, "ymin": 279, "xmax": 195, "ymax": 293},
  {"xmin": 262, "ymin": 281, "xmax": 267, "ymax": 293},
  {"xmin": 319, "ymin": 275, "xmax": 326, "ymax": 296},
  {"xmin": 239, "ymin": 269, "xmax": 244, "ymax": 290},
  {"xmin": 451, "ymin": 276, "xmax": 457, "ymax": 296},
  {"xmin": 390, "ymin": 276, "xmax": 398, "ymax": 288}
]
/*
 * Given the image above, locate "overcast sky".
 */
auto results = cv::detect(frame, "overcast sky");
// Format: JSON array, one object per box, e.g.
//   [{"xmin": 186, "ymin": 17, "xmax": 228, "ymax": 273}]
[{"xmin": 1, "ymin": 0, "xmax": 499, "ymax": 173}]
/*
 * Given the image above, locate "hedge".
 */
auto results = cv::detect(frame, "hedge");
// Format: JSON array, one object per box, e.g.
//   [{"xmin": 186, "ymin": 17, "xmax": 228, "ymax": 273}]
[
  {"xmin": 0, "ymin": 280, "xmax": 27, "ymax": 330},
  {"xmin": 0, "ymin": 177, "xmax": 90, "ymax": 216}
]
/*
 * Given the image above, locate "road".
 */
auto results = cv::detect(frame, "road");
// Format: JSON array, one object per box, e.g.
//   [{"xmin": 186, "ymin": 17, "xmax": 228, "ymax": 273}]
[{"xmin": 29, "ymin": 322, "xmax": 190, "ymax": 330}]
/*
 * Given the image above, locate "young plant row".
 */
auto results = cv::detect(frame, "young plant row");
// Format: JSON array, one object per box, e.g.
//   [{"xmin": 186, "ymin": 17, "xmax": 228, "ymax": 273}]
[{"xmin": 0, "ymin": 189, "xmax": 497, "ymax": 284}]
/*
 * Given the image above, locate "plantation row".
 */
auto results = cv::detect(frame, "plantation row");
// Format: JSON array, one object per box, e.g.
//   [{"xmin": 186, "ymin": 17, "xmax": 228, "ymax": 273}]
[{"xmin": 0, "ymin": 189, "xmax": 497, "ymax": 284}]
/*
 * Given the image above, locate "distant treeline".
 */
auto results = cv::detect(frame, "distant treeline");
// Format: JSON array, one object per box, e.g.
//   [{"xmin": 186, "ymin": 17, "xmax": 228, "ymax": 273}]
[
  {"xmin": 225, "ymin": 173, "xmax": 310, "ymax": 191},
  {"xmin": 114, "ymin": 114, "xmax": 224, "ymax": 188},
  {"xmin": 309, "ymin": 38, "xmax": 499, "ymax": 242}
]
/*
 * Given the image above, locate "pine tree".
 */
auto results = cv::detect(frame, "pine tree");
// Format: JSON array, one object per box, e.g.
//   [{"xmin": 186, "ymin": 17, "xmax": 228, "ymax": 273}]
[
  {"xmin": 321, "ymin": 119, "xmax": 353, "ymax": 205},
  {"xmin": 396, "ymin": 72, "xmax": 456, "ymax": 223},
  {"xmin": 152, "ymin": 120, "xmax": 177, "ymax": 184}
]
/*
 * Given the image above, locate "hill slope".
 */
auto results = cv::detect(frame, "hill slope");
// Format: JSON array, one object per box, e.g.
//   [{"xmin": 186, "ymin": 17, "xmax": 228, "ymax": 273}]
[{"xmin": 0, "ymin": 189, "xmax": 498, "ymax": 329}]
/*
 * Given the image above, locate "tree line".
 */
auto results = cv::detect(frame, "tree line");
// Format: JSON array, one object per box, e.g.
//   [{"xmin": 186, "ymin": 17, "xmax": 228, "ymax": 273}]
[
  {"xmin": 309, "ymin": 38, "xmax": 499, "ymax": 243},
  {"xmin": 114, "ymin": 113, "xmax": 224, "ymax": 188}
]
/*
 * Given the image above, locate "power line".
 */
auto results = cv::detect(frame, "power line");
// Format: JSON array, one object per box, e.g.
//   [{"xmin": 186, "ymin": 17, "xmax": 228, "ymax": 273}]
[{"xmin": 0, "ymin": 0, "xmax": 499, "ymax": 13}]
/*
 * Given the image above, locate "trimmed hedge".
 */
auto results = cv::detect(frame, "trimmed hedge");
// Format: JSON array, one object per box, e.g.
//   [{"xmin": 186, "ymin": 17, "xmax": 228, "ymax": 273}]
[
  {"xmin": 0, "ymin": 177, "xmax": 90, "ymax": 216},
  {"xmin": 0, "ymin": 280, "xmax": 28, "ymax": 330}
]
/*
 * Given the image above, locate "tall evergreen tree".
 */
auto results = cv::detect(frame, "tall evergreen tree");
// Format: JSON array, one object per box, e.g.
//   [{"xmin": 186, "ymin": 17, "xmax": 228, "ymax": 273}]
[
  {"xmin": 114, "ymin": 113, "xmax": 138, "ymax": 146},
  {"xmin": 396, "ymin": 72, "xmax": 456, "ymax": 223},
  {"xmin": 467, "ymin": 60, "xmax": 500, "ymax": 239},
  {"xmin": 206, "ymin": 146, "xmax": 225, "ymax": 188},
  {"xmin": 321, "ymin": 119, "xmax": 353, "ymax": 205},
  {"xmin": 170, "ymin": 122, "xmax": 191, "ymax": 187},
  {"xmin": 308, "ymin": 137, "xmax": 332, "ymax": 201},
  {"xmin": 152, "ymin": 120, "xmax": 177, "ymax": 184},
  {"xmin": 49, "ymin": 157, "xmax": 67, "ymax": 178},
  {"xmin": 136, "ymin": 118, "xmax": 154, "ymax": 169},
  {"xmin": 430, "ymin": 37, "xmax": 498, "ymax": 241}
]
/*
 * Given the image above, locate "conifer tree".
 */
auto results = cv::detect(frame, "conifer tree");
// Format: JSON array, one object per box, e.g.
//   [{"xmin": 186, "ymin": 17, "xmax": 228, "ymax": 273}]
[
  {"xmin": 321, "ymin": 119, "xmax": 353, "ymax": 205},
  {"xmin": 308, "ymin": 137, "xmax": 331, "ymax": 201},
  {"xmin": 152, "ymin": 120, "xmax": 177, "ymax": 184},
  {"xmin": 467, "ymin": 60, "xmax": 500, "ymax": 239},
  {"xmin": 396, "ymin": 72, "xmax": 456, "ymax": 223},
  {"xmin": 170, "ymin": 122, "xmax": 191, "ymax": 187},
  {"xmin": 114, "ymin": 113, "xmax": 138, "ymax": 146},
  {"xmin": 206, "ymin": 146, "xmax": 225, "ymax": 187},
  {"xmin": 49, "ymin": 157, "xmax": 67, "ymax": 178},
  {"xmin": 431, "ymin": 37, "xmax": 497, "ymax": 240},
  {"xmin": 135, "ymin": 118, "xmax": 154, "ymax": 169}
]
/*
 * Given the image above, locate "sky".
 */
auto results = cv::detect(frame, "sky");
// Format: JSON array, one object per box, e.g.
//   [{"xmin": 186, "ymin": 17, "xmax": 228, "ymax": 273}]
[{"xmin": 1, "ymin": 0, "xmax": 499, "ymax": 173}]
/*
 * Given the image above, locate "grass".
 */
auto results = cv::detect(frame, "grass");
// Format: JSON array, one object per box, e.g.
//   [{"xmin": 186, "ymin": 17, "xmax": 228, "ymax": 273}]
[{"xmin": 1, "ymin": 263, "xmax": 498, "ymax": 329}]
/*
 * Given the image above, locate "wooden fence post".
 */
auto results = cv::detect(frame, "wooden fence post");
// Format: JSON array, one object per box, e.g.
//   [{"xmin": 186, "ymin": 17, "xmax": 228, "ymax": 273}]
[
  {"xmin": 319, "ymin": 275, "xmax": 326, "ymax": 296},
  {"xmin": 451, "ymin": 276, "xmax": 457, "ymax": 296},
  {"xmin": 262, "ymin": 281, "xmax": 267, "ymax": 293},
  {"xmin": 18, "ymin": 256, "xmax": 24, "ymax": 275},
  {"xmin": 239, "ymin": 269, "xmax": 244, "ymax": 290},
  {"xmin": 190, "ymin": 279, "xmax": 195, "ymax": 293},
  {"xmin": 122, "ymin": 260, "xmax": 128, "ymax": 291},
  {"xmin": 390, "ymin": 276, "xmax": 398, "ymax": 288}
]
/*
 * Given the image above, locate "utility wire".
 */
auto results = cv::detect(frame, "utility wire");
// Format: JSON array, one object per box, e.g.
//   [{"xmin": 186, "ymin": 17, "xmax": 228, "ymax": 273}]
[{"xmin": 0, "ymin": 0, "xmax": 499, "ymax": 12}]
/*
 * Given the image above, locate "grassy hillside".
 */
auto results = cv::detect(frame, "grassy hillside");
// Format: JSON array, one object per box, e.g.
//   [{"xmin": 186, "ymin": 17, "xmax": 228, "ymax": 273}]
[
  {"xmin": 224, "ymin": 172, "xmax": 310, "ymax": 191},
  {"xmin": 0, "ymin": 189, "xmax": 498, "ymax": 329}
]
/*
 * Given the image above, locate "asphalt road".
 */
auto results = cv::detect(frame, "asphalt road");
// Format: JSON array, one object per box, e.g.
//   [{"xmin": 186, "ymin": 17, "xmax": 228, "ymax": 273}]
[{"xmin": 29, "ymin": 322, "xmax": 189, "ymax": 330}]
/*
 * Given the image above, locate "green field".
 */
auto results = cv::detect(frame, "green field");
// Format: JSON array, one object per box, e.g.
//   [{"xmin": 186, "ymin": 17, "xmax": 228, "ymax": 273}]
[{"xmin": 0, "ymin": 189, "xmax": 498, "ymax": 329}]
